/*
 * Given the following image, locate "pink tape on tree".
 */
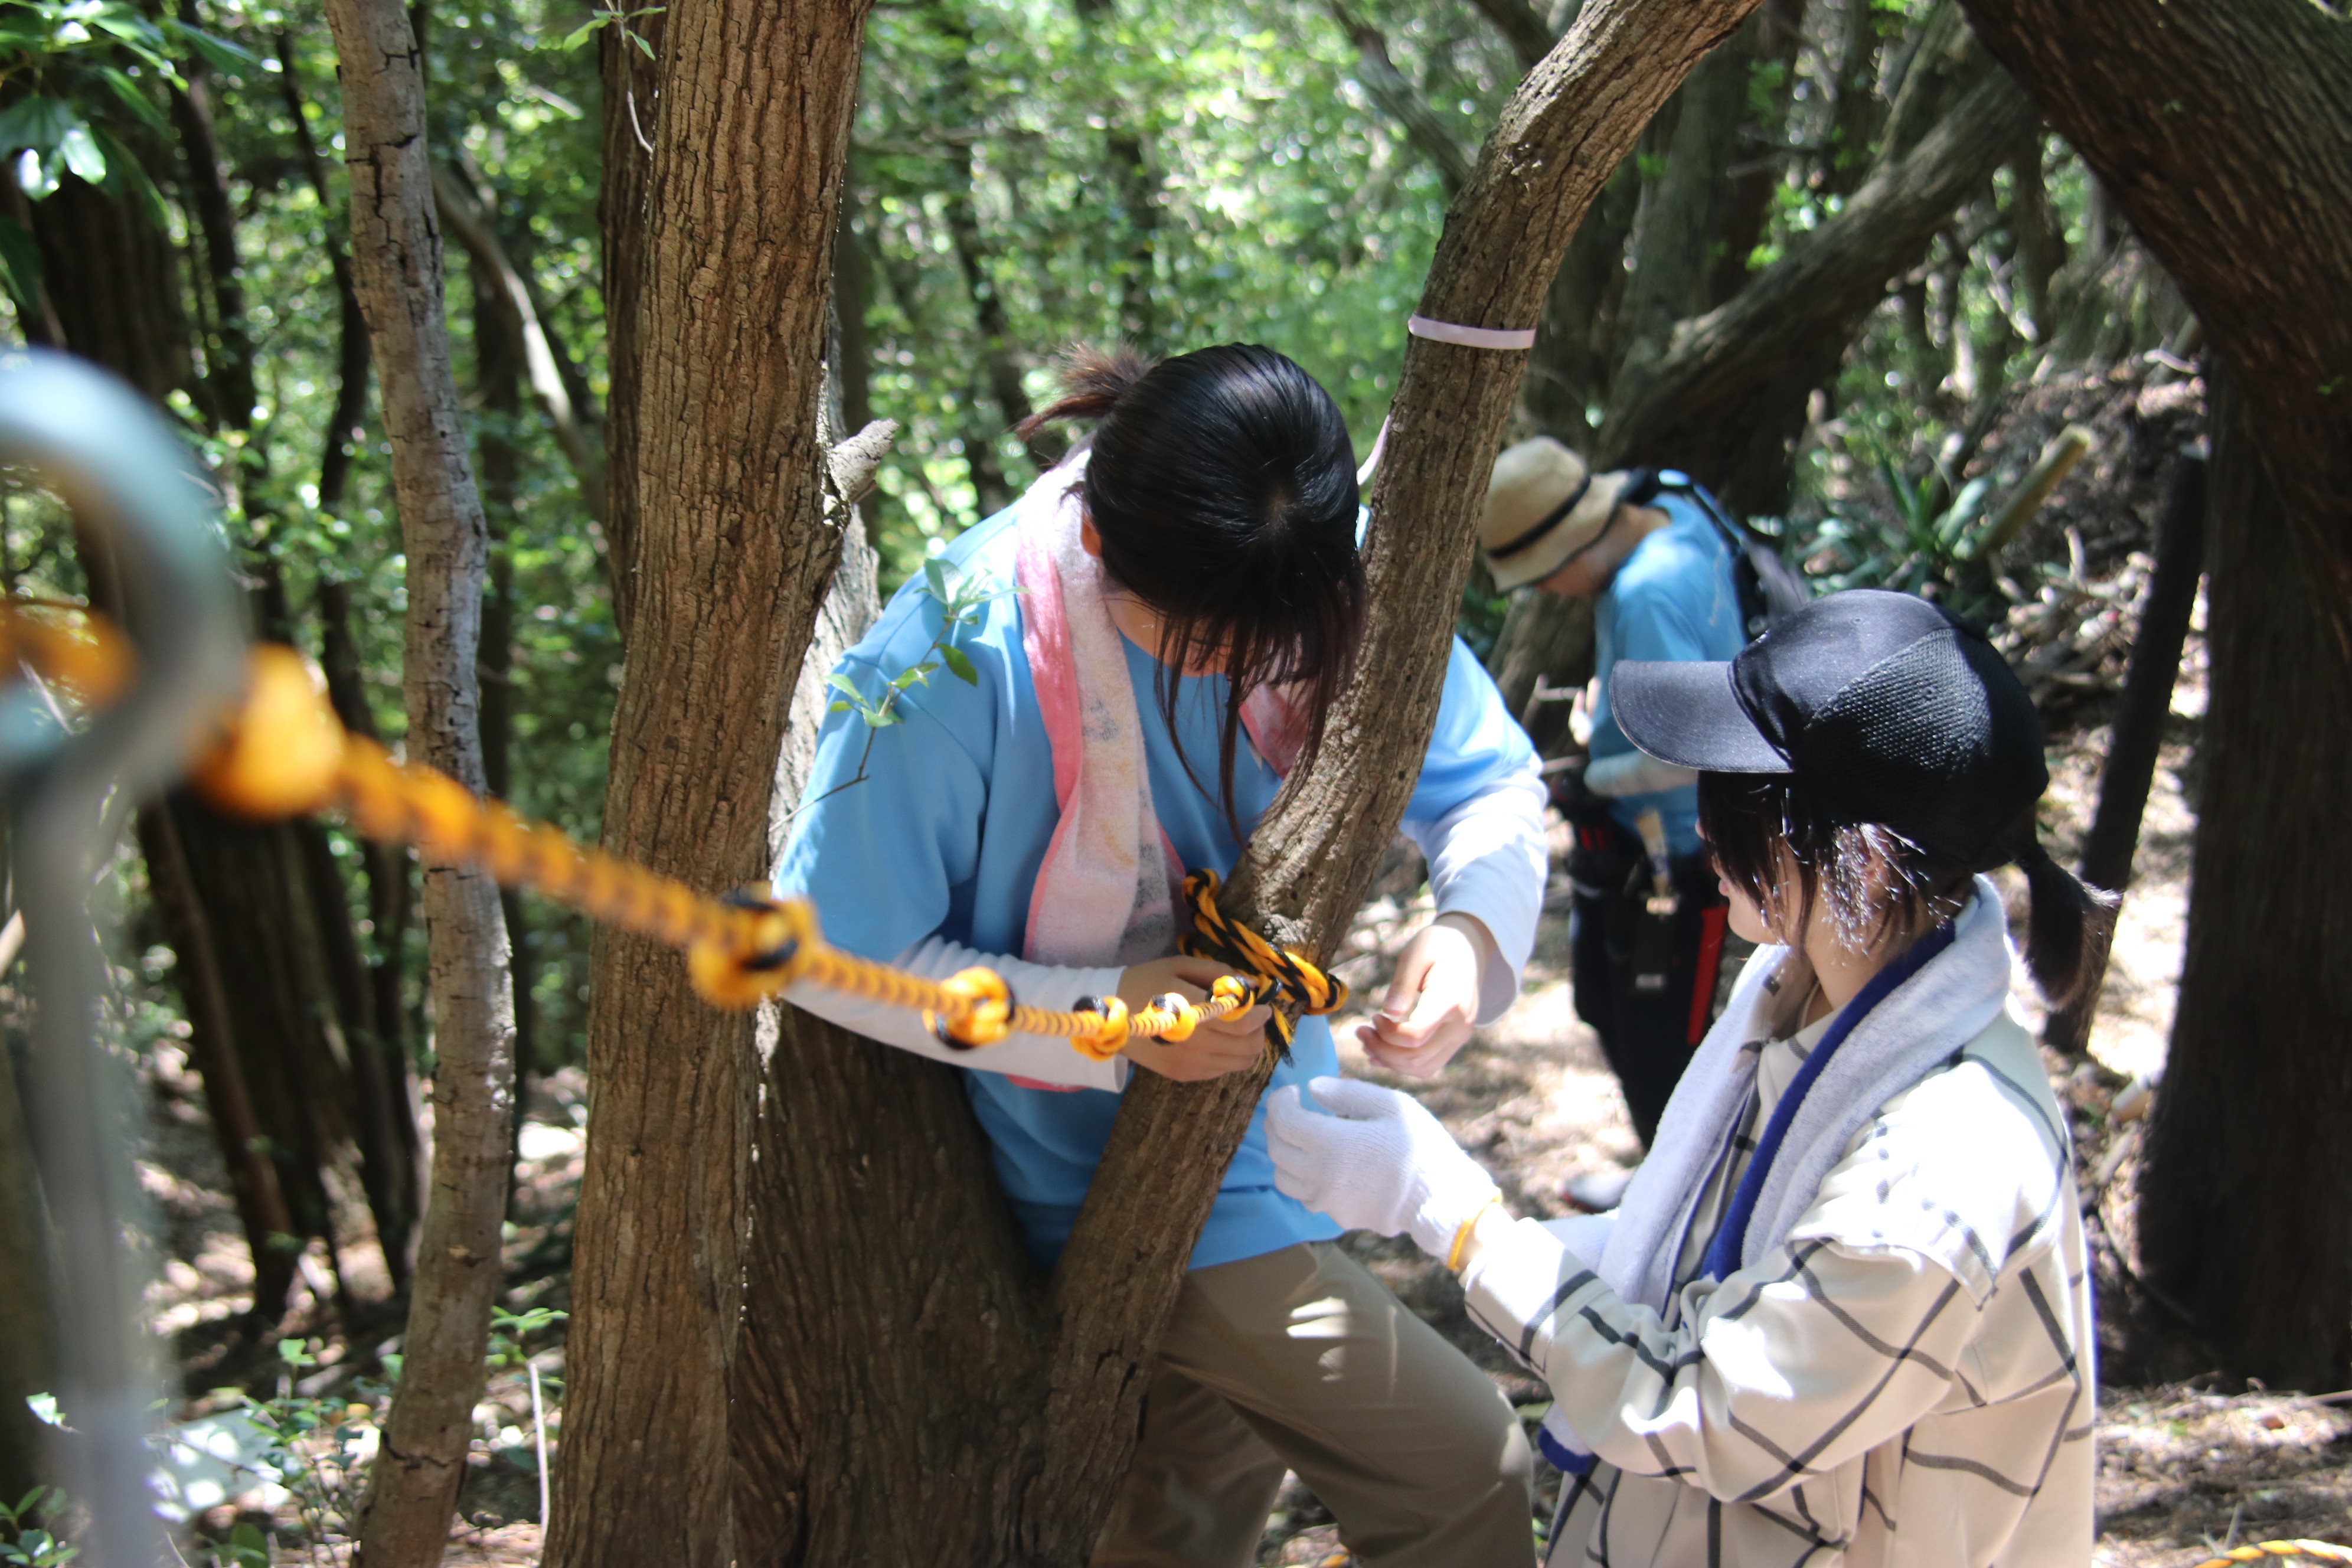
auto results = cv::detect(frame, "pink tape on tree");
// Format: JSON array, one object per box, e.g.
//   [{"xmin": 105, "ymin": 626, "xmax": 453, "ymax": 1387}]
[{"xmin": 1406, "ymin": 314, "xmax": 1538, "ymax": 351}]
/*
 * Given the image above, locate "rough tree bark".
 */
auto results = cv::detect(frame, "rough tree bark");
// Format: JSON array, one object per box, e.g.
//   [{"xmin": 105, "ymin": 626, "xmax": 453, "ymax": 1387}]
[
  {"xmin": 1491, "ymin": 27, "xmax": 2031, "ymax": 704},
  {"xmin": 727, "ymin": 2, "xmax": 1759, "ymax": 1562},
  {"xmin": 1597, "ymin": 55, "xmax": 2036, "ymax": 507},
  {"xmin": 324, "ymin": 0, "xmax": 520, "ymax": 1560},
  {"xmin": 544, "ymin": 4, "xmax": 876, "ymax": 1565},
  {"xmin": 1956, "ymin": 0, "xmax": 2352, "ymax": 1392},
  {"xmin": 2041, "ymin": 452, "xmax": 2203, "ymax": 1059}
]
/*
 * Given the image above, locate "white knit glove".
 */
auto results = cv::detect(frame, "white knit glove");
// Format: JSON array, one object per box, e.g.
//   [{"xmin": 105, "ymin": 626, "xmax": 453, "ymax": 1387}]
[{"xmin": 1266, "ymin": 1076, "xmax": 1501, "ymax": 1260}]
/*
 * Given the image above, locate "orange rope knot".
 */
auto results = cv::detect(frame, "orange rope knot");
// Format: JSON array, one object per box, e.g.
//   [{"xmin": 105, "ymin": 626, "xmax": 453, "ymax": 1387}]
[
  {"xmin": 1177, "ymin": 869, "xmax": 1348, "ymax": 1054},
  {"xmin": 685, "ymin": 889, "xmax": 812, "ymax": 1010},
  {"xmin": 1067, "ymin": 994, "xmax": 1131, "ymax": 1061},
  {"xmin": 0, "ymin": 597, "xmax": 133, "ymax": 708},
  {"xmin": 931, "ymin": 966, "xmax": 1014, "ymax": 1050},
  {"xmin": 191, "ymin": 644, "xmax": 346, "ymax": 819}
]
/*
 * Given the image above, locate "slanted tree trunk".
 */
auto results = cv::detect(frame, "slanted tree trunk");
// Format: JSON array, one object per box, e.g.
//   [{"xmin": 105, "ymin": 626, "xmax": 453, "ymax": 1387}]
[
  {"xmin": 324, "ymin": 0, "xmax": 520, "ymax": 1560},
  {"xmin": 1596, "ymin": 51, "xmax": 2036, "ymax": 509},
  {"xmin": 1952, "ymin": 0, "xmax": 2352, "ymax": 1390},
  {"xmin": 729, "ymin": 3, "xmax": 1759, "ymax": 1561},
  {"xmin": 544, "ymin": 4, "xmax": 877, "ymax": 1564},
  {"xmin": 1489, "ymin": 21, "xmax": 2032, "ymax": 701}
]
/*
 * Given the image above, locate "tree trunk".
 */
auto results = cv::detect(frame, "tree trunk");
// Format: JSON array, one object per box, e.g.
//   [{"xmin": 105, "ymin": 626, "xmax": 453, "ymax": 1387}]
[
  {"xmin": 2134, "ymin": 380, "xmax": 2352, "ymax": 1389},
  {"xmin": 728, "ymin": 3, "xmax": 1758, "ymax": 1561},
  {"xmin": 2041, "ymin": 451, "xmax": 2203, "ymax": 1059},
  {"xmin": 1955, "ymin": 0, "xmax": 2352, "ymax": 1390},
  {"xmin": 276, "ymin": 29, "xmax": 374, "ymax": 511},
  {"xmin": 593, "ymin": 3, "xmax": 664, "ymax": 642},
  {"xmin": 1598, "ymin": 56, "xmax": 2036, "ymax": 511},
  {"xmin": 472, "ymin": 241, "xmax": 538, "ymax": 1198},
  {"xmin": 325, "ymin": 1, "xmax": 520, "ymax": 1561},
  {"xmin": 167, "ymin": 52, "xmax": 257, "ymax": 433},
  {"xmin": 545, "ymin": 3, "xmax": 875, "ymax": 1564},
  {"xmin": 21, "ymin": 142, "xmax": 386, "ymax": 1314},
  {"xmin": 0, "ymin": 966, "xmax": 56, "ymax": 1509},
  {"xmin": 436, "ymin": 166, "xmax": 606, "ymax": 518},
  {"xmin": 1487, "ymin": 590, "xmax": 1596, "ymax": 759},
  {"xmin": 133, "ymin": 808, "xmax": 303, "ymax": 1317},
  {"xmin": 319, "ymin": 577, "xmax": 424, "ymax": 1237},
  {"xmin": 23, "ymin": 175, "xmax": 194, "ymax": 406}
]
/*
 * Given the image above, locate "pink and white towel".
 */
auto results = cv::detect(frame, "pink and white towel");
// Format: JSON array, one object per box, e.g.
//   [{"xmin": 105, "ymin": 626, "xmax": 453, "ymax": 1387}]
[{"xmin": 1014, "ymin": 453, "xmax": 1303, "ymax": 971}]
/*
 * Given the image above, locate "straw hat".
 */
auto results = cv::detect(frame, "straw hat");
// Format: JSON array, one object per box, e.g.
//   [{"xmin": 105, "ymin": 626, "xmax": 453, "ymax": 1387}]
[{"xmin": 1476, "ymin": 437, "xmax": 1633, "ymax": 591}]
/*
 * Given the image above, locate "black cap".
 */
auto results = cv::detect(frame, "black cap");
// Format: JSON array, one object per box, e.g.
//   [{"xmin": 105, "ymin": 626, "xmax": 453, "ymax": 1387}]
[{"xmin": 1610, "ymin": 589, "xmax": 2048, "ymax": 863}]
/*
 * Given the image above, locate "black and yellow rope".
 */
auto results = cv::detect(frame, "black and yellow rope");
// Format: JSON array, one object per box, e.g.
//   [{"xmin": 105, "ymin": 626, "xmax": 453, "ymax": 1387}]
[
  {"xmin": 5, "ymin": 602, "xmax": 1347, "ymax": 1061},
  {"xmin": 2190, "ymin": 1544, "xmax": 2352, "ymax": 1567}
]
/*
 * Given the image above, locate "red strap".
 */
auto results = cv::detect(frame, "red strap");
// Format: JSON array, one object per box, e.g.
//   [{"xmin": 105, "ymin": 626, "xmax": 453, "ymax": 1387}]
[{"xmin": 1687, "ymin": 904, "xmax": 1728, "ymax": 1045}]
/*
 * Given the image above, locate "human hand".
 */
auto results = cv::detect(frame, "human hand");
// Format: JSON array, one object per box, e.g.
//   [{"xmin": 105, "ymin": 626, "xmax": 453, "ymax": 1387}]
[
  {"xmin": 1265, "ymin": 1076, "xmax": 1501, "ymax": 1258},
  {"xmin": 1115, "ymin": 954, "xmax": 1270, "ymax": 1083},
  {"xmin": 1355, "ymin": 913, "xmax": 1494, "ymax": 1078}
]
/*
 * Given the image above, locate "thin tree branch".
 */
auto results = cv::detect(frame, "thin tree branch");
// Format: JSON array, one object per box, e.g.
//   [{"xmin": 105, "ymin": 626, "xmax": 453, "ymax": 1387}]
[
  {"xmin": 433, "ymin": 165, "xmax": 608, "ymax": 522},
  {"xmin": 1469, "ymin": 0, "xmax": 1557, "ymax": 69},
  {"xmin": 1329, "ymin": 2, "xmax": 1476, "ymax": 194}
]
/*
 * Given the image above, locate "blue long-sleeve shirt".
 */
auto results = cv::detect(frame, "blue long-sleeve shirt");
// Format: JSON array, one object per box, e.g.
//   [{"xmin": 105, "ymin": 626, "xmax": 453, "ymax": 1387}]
[{"xmin": 776, "ymin": 504, "xmax": 1538, "ymax": 1270}]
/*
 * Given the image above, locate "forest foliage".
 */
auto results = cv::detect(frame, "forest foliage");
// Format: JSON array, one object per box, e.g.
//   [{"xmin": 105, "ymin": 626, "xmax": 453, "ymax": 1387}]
[{"xmin": 0, "ymin": 0, "xmax": 2223, "ymax": 1554}]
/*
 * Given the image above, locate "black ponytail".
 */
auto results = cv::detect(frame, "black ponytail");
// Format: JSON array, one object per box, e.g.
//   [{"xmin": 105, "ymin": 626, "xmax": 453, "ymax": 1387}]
[
  {"xmin": 1699, "ymin": 776, "xmax": 2118, "ymax": 1007},
  {"xmin": 1015, "ymin": 343, "xmax": 1153, "ymax": 439},
  {"xmin": 2007, "ymin": 835, "xmax": 2118, "ymax": 1009}
]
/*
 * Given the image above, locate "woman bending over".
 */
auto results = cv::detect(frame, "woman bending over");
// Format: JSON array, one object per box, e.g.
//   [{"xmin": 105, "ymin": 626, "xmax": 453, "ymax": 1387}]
[{"xmin": 779, "ymin": 345, "xmax": 1551, "ymax": 1567}]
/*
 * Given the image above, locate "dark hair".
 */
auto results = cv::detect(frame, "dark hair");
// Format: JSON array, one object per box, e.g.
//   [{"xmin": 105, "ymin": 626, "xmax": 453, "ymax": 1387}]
[
  {"xmin": 1018, "ymin": 343, "xmax": 1368, "ymax": 829},
  {"xmin": 1697, "ymin": 770, "xmax": 2116, "ymax": 1006}
]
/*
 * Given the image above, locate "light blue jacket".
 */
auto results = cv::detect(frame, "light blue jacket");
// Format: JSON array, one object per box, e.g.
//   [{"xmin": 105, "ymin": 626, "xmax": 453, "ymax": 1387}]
[{"xmin": 777, "ymin": 504, "xmax": 1537, "ymax": 1270}]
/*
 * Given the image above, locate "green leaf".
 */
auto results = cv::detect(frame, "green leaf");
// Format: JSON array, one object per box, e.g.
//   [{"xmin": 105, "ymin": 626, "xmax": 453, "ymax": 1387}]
[
  {"xmin": 824, "ymin": 671, "xmax": 864, "ymax": 700},
  {"xmin": 0, "ymin": 97, "xmax": 79, "ymax": 155},
  {"xmin": 940, "ymin": 643, "xmax": 978, "ymax": 685},
  {"xmin": 827, "ymin": 699, "xmax": 851, "ymax": 714},
  {"xmin": 95, "ymin": 67, "xmax": 167, "ymax": 132},
  {"xmin": 558, "ymin": 14, "xmax": 610, "ymax": 49},
  {"xmin": 922, "ymin": 557, "xmax": 950, "ymax": 603},
  {"xmin": 92, "ymin": 8, "xmax": 171, "ymax": 52},
  {"xmin": 630, "ymin": 26, "xmax": 655, "ymax": 57},
  {"xmin": 0, "ymin": 215, "xmax": 44, "ymax": 318},
  {"xmin": 56, "ymin": 124, "xmax": 102, "ymax": 184},
  {"xmin": 864, "ymin": 708, "xmax": 900, "ymax": 727},
  {"xmin": 165, "ymin": 20, "xmax": 265, "ymax": 78}
]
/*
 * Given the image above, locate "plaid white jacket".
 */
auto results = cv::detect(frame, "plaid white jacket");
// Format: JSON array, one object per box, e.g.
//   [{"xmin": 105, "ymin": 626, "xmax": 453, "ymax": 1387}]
[{"xmin": 1467, "ymin": 974, "xmax": 2093, "ymax": 1567}]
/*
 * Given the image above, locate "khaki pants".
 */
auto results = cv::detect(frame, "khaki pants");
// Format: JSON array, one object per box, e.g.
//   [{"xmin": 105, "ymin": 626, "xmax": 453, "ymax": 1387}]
[{"xmin": 1093, "ymin": 1242, "xmax": 1536, "ymax": 1568}]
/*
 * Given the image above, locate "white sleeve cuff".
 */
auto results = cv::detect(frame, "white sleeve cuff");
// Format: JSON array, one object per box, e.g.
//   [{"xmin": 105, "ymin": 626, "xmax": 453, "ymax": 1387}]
[
  {"xmin": 1405, "ymin": 756, "xmax": 1548, "ymax": 1023},
  {"xmin": 785, "ymin": 936, "xmax": 1131, "ymax": 1092},
  {"xmin": 1584, "ymin": 750, "xmax": 1698, "ymax": 799}
]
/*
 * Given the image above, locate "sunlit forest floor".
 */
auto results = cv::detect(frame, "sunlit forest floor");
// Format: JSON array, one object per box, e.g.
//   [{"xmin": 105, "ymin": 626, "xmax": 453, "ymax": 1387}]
[{"xmin": 130, "ymin": 609, "xmax": 2352, "ymax": 1567}]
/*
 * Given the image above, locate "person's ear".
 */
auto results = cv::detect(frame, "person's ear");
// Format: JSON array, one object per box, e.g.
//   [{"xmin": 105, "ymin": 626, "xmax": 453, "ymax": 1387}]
[{"xmin": 1079, "ymin": 512, "xmax": 1103, "ymax": 560}]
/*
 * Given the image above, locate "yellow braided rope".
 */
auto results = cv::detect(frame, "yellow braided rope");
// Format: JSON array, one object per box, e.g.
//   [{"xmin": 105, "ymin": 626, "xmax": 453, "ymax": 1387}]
[
  {"xmin": 2188, "ymin": 1544, "xmax": 2352, "ymax": 1568},
  {"xmin": 6, "ymin": 604, "xmax": 1345, "ymax": 1060}
]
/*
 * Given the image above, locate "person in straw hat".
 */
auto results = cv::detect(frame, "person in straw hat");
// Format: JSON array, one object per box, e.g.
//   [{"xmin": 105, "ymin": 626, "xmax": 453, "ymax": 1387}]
[{"xmin": 1477, "ymin": 437, "xmax": 1745, "ymax": 1203}]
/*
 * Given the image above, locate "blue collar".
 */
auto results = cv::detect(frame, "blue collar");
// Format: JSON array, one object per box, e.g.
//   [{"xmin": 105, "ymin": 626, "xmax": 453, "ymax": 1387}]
[{"xmin": 1700, "ymin": 920, "xmax": 1959, "ymax": 1284}]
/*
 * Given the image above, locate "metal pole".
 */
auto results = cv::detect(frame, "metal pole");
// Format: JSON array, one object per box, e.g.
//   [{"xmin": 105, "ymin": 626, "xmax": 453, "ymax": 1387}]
[{"xmin": 0, "ymin": 351, "xmax": 244, "ymax": 1566}]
